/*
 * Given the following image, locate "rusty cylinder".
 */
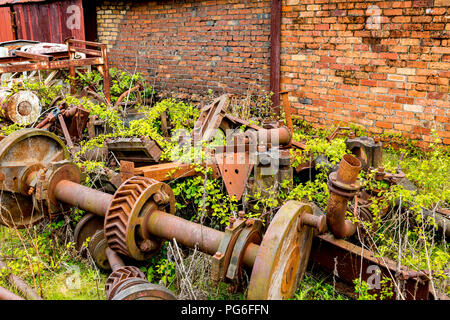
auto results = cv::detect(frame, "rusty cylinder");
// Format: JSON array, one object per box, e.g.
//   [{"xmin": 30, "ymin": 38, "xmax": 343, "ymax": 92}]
[
  {"xmin": 256, "ymin": 126, "xmax": 292, "ymax": 147},
  {"xmin": 146, "ymin": 210, "xmax": 263, "ymax": 269},
  {"xmin": 105, "ymin": 247, "xmax": 125, "ymax": 272},
  {"xmin": 326, "ymin": 154, "xmax": 361, "ymax": 238},
  {"xmin": 54, "ymin": 180, "xmax": 113, "ymax": 217},
  {"xmin": 0, "ymin": 286, "xmax": 24, "ymax": 300},
  {"xmin": 146, "ymin": 210, "xmax": 224, "ymax": 256}
]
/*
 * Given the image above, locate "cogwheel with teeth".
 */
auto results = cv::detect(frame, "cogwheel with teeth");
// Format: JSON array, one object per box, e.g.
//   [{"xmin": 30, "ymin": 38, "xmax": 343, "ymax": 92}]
[
  {"xmin": 105, "ymin": 266, "xmax": 146, "ymax": 300},
  {"xmin": 104, "ymin": 176, "xmax": 175, "ymax": 261}
]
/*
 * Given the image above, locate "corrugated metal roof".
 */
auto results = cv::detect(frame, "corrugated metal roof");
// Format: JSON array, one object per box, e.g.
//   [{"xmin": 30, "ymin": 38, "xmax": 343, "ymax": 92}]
[{"xmin": 0, "ymin": 0, "xmax": 46, "ymax": 6}]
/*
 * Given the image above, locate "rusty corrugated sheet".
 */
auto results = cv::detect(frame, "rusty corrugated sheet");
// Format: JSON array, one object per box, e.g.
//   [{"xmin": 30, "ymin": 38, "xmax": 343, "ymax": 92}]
[
  {"xmin": 0, "ymin": 0, "xmax": 44, "ymax": 5},
  {"xmin": 0, "ymin": 7, "xmax": 14, "ymax": 42},
  {"xmin": 13, "ymin": 0, "xmax": 85, "ymax": 43}
]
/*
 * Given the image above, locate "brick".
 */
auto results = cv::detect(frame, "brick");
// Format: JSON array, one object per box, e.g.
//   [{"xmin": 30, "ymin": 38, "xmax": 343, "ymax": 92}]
[
  {"xmin": 375, "ymin": 121, "xmax": 393, "ymax": 129},
  {"xmin": 403, "ymin": 104, "xmax": 424, "ymax": 113}
]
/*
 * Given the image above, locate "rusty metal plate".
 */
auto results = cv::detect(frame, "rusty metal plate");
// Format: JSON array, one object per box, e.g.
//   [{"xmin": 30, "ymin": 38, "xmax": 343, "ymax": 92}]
[
  {"xmin": 107, "ymin": 137, "xmax": 162, "ymax": 164},
  {"xmin": 248, "ymin": 201, "xmax": 314, "ymax": 300},
  {"xmin": 215, "ymin": 151, "xmax": 253, "ymax": 201},
  {"xmin": 193, "ymin": 94, "xmax": 229, "ymax": 142}
]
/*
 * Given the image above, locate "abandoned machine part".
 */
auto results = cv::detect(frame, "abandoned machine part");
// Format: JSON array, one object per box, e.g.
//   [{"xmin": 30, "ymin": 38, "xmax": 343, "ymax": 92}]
[
  {"xmin": 104, "ymin": 176, "xmax": 176, "ymax": 261},
  {"xmin": 247, "ymin": 201, "xmax": 314, "ymax": 299},
  {"xmin": 0, "ymin": 259, "xmax": 42, "ymax": 300},
  {"xmin": 0, "ymin": 286, "xmax": 25, "ymax": 300},
  {"xmin": 0, "ymin": 128, "xmax": 322, "ymax": 299},
  {"xmin": 346, "ymin": 136, "xmax": 382, "ymax": 171},
  {"xmin": 0, "ymin": 128, "xmax": 71, "ymax": 228},
  {"xmin": 104, "ymin": 247, "xmax": 176, "ymax": 300},
  {"xmin": 326, "ymin": 154, "xmax": 362, "ymax": 238},
  {"xmin": 0, "ymin": 90, "xmax": 41, "ymax": 125}
]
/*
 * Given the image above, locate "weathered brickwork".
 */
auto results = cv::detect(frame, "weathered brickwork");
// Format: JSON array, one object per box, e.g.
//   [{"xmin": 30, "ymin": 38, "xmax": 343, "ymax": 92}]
[
  {"xmin": 281, "ymin": 0, "xmax": 450, "ymax": 146},
  {"xmin": 97, "ymin": 0, "xmax": 271, "ymax": 96}
]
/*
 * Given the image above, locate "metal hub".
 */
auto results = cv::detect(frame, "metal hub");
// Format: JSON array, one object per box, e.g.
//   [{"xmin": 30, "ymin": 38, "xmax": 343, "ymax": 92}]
[
  {"xmin": 247, "ymin": 201, "xmax": 314, "ymax": 299},
  {"xmin": 104, "ymin": 176, "xmax": 175, "ymax": 261},
  {"xmin": 0, "ymin": 129, "xmax": 70, "ymax": 228}
]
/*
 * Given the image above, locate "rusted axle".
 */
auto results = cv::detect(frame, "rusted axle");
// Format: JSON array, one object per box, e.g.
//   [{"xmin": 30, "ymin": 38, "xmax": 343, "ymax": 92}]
[
  {"xmin": 49, "ymin": 177, "xmax": 260, "ymax": 269},
  {"xmin": 145, "ymin": 210, "xmax": 258, "ymax": 268},
  {"xmin": 53, "ymin": 180, "xmax": 113, "ymax": 217}
]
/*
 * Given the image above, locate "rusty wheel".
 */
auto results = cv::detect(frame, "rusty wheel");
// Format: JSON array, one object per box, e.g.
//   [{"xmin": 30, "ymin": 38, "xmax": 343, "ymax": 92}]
[
  {"xmin": 112, "ymin": 281, "xmax": 177, "ymax": 300},
  {"xmin": 0, "ymin": 90, "xmax": 41, "ymax": 125},
  {"xmin": 247, "ymin": 201, "xmax": 314, "ymax": 300},
  {"xmin": 0, "ymin": 129, "xmax": 69, "ymax": 228},
  {"xmin": 74, "ymin": 213, "xmax": 104, "ymax": 252},
  {"xmin": 104, "ymin": 176, "xmax": 175, "ymax": 261}
]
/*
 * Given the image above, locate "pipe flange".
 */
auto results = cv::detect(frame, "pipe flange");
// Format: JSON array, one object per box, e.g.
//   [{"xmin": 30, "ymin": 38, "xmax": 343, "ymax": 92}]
[
  {"xmin": 328, "ymin": 171, "xmax": 361, "ymax": 192},
  {"xmin": 327, "ymin": 179, "xmax": 359, "ymax": 199},
  {"xmin": 104, "ymin": 176, "xmax": 175, "ymax": 261},
  {"xmin": 105, "ymin": 266, "xmax": 146, "ymax": 300}
]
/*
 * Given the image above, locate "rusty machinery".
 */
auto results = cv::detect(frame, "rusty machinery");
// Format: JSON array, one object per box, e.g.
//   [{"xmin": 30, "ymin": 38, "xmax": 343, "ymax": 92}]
[
  {"xmin": 0, "ymin": 89, "xmax": 41, "ymax": 125},
  {"xmin": 0, "ymin": 128, "xmax": 329, "ymax": 300},
  {"xmin": 0, "ymin": 128, "xmax": 434, "ymax": 300}
]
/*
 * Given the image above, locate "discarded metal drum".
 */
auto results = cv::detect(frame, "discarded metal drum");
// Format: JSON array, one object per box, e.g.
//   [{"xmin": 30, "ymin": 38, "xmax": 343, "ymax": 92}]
[{"xmin": 0, "ymin": 90, "xmax": 41, "ymax": 125}]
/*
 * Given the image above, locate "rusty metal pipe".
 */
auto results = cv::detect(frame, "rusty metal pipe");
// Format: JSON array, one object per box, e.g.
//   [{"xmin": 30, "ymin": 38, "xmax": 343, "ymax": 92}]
[
  {"xmin": 146, "ymin": 210, "xmax": 224, "ymax": 256},
  {"xmin": 0, "ymin": 286, "xmax": 24, "ymax": 300},
  {"xmin": 146, "ymin": 210, "xmax": 263, "ymax": 269},
  {"xmin": 105, "ymin": 247, "xmax": 125, "ymax": 272},
  {"xmin": 0, "ymin": 260, "xmax": 41, "ymax": 300},
  {"xmin": 326, "ymin": 154, "xmax": 361, "ymax": 238},
  {"xmin": 54, "ymin": 180, "xmax": 113, "ymax": 217},
  {"xmin": 256, "ymin": 126, "xmax": 292, "ymax": 146}
]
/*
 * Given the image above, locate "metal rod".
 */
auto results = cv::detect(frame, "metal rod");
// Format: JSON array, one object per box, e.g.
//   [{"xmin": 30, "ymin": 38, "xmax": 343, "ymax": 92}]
[
  {"xmin": 54, "ymin": 180, "xmax": 113, "ymax": 217},
  {"xmin": 0, "ymin": 286, "xmax": 24, "ymax": 300},
  {"xmin": 146, "ymin": 210, "xmax": 262, "ymax": 269},
  {"xmin": 0, "ymin": 260, "xmax": 41, "ymax": 300},
  {"xmin": 146, "ymin": 210, "xmax": 224, "ymax": 256},
  {"xmin": 105, "ymin": 247, "xmax": 125, "ymax": 272}
]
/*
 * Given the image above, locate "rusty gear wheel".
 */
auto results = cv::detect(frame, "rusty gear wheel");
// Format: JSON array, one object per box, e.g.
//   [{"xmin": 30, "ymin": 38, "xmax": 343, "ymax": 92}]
[
  {"xmin": 104, "ymin": 176, "xmax": 175, "ymax": 261},
  {"xmin": 105, "ymin": 265, "xmax": 146, "ymax": 300}
]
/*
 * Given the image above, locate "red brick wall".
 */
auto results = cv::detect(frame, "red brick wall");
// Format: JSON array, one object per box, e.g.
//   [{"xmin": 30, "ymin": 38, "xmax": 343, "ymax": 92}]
[
  {"xmin": 96, "ymin": 0, "xmax": 271, "ymax": 96},
  {"xmin": 281, "ymin": 0, "xmax": 449, "ymax": 146}
]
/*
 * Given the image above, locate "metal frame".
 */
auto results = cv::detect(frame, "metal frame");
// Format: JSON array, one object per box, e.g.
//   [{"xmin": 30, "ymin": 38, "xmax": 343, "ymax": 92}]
[{"xmin": 0, "ymin": 38, "xmax": 111, "ymax": 103}]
